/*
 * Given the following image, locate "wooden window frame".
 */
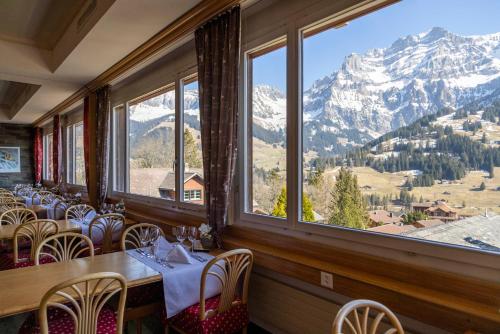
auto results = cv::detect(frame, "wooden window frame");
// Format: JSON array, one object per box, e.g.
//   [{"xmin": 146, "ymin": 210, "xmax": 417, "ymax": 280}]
[
  {"xmin": 111, "ymin": 71, "xmax": 205, "ymax": 217},
  {"xmin": 235, "ymin": 0, "xmax": 500, "ymax": 273}
]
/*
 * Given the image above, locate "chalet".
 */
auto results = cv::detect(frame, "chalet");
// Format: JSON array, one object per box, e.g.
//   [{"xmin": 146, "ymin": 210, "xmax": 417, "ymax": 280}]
[
  {"xmin": 412, "ymin": 201, "xmax": 458, "ymax": 222},
  {"xmin": 158, "ymin": 172, "xmax": 204, "ymax": 205},
  {"xmin": 368, "ymin": 210, "xmax": 402, "ymax": 227}
]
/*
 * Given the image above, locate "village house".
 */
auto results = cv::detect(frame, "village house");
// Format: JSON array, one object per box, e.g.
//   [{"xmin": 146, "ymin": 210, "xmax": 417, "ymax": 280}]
[
  {"xmin": 411, "ymin": 201, "xmax": 458, "ymax": 222},
  {"xmin": 158, "ymin": 172, "xmax": 204, "ymax": 205}
]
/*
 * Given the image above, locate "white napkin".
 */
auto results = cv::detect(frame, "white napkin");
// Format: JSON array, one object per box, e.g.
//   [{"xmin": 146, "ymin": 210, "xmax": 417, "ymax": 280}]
[{"xmin": 166, "ymin": 244, "xmax": 194, "ymax": 264}]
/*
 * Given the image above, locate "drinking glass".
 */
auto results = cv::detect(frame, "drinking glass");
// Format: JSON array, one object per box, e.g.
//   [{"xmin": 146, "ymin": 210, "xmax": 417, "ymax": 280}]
[
  {"xmin": 150, "ymin": 228, "xmax": 161, "ymax": 260},
  {"xmin": 175, "ymin": 225, "xmax": 187, "ymax": 247},
  {"xmin": 187, "ymin": 226, "xmax": 197, "ymax": 252}
]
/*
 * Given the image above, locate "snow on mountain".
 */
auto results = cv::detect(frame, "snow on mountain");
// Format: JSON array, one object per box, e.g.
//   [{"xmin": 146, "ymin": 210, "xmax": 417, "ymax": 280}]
[
  {"xmin": 301, "ymin": 27, "xmax": 500, "ymax": 154},
  {"xmin": 129, "ymin": 27, "xmax": 500, "ymax": 156},
  {"xmin": 129, "ymin": 88, "xmax": 200, "ymax": 122},
  {"xmin": 252, "ymin": 85, "xmax": 286, "ymax": 132}
]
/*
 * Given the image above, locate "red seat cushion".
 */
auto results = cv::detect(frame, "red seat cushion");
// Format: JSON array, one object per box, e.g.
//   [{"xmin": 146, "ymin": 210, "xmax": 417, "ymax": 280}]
[
  {"xmin": 126, "ymin": 282, "xmax": 164, "ymax": 308},
  {"xmin": 19, "ymin": 305, "xmax": 117, "ymax": 334},
  {"xmin": 0, "ymin": 250, "xmax": 54, "ymax": 270},
  {"xmin": 169, "ymin": 295, "xmax": 249, "ymax": 334}
]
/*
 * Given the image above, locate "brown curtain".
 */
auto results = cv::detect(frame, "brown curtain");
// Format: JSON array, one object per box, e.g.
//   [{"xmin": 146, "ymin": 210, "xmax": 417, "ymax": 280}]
[
  {"xmin": 195, "ymin": 6, "xmax": 241, "ymax": 245},
  {"xmin": 83, "ymin": 96, "xmax": 91, "ymax": 190},
  {"xmin": 95, "ymin": 86, "xmax": 111, "ymax": 210},
  {"xmin": 52, "ymin": 115, "xmax": 62, "ymax": 184},
  {"xmin": 33, "ymin": 127, "xmax": 43, "ymax": 184}
]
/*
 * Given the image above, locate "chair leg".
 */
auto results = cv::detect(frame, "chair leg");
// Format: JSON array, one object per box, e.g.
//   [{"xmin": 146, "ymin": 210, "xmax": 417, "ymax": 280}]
[
  {"xmin": 164, "ymin": 325, "xmax": 170, "ymax": 334},
  {"xmin": 242, "ymin": 326, "xmax": 248, "ymax": 334}
]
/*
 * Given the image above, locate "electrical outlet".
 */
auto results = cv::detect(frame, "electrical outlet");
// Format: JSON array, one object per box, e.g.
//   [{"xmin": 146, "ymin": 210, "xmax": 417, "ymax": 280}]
[{"xmin": 320, "ymin": 271, "xmax": 333, "ymax": 289}]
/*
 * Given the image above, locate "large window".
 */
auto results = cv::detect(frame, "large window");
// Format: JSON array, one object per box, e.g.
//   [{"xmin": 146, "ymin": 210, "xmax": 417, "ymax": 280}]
[
  {"xmin": 43, "ymin": 133, "xmax": 53, "ymax": 181},
  {"xmin": 244, "ymin": 0, "xmax": 500, "ymax": 255},
  {"xmin": 66, "ymin": 123, "xmax": 85, "ymax": 185},
  {"xmin": 246, "ymin": 43, "xmax": 287, "ymax": 217},
  {"xmin": 128, "ymin": 86, "xmax": 176, "ymax": 198},
  {"xmin": 182, "ymin": 78, "xmax": 204, "ymax": 205},
  {"xmin": 113, "ymin": 73, "xmax": 205, "ymax": 211}
]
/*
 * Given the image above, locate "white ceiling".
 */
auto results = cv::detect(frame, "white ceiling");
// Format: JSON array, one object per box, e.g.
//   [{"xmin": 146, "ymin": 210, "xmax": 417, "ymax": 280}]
[{"xmin": 0, "ymin": 0, "xmax": 201, "ymax": 124}]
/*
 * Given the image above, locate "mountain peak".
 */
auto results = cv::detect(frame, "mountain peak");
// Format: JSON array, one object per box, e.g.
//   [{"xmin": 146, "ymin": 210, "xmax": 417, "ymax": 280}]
[{"xmin": 422, "ymin": 26, "xmax": 450, "ymax": 42}]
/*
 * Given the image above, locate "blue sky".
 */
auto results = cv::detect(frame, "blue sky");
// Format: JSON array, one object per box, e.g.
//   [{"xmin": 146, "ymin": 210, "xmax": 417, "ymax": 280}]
[{"xmin": 252, "ymin": 0, "xmax": 500, "ymax": 92}]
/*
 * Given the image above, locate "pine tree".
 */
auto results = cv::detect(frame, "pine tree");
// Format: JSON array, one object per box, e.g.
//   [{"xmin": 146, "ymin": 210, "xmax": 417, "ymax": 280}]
[
  {"xmin": 184, "ymin": 128, "xmax": 202, "ymax": 168},
  {"xmin": 328, "ymin": 168, "xmax": 368, "ymax": 229},
  {"xmin": 479, "ymin": 182, "xmax": 486, "ymax": 191},
  {"xmin": 302, "ymin": 194, "xmax": 315, "ymax": 222},
  {"xmin": 271, "ymin": 187, "xmax": 315, "ymax": 222},
  {"xmin": 271, "ymin": 187, "xmax": 287, "ymax": 218}
]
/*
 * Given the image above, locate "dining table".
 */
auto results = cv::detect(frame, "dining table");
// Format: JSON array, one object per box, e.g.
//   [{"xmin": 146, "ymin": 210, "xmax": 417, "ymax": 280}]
[
  {"xmin": 0, "ymin": 251, "xmax": 162, "ymax": 317},
  {"xmin": 0, "ymin": 219, "xmax": 81, "ymax": 240}
]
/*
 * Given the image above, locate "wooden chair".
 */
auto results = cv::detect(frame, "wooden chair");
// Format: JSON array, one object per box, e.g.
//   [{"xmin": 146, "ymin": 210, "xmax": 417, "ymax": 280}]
[
  {"xmin": 0, "ymin": 201, "xmax": 27, "ymax": 213},
  {"xmin": 120, "ymin": 223, "xmax": 165, "ymax": 250},
  {"xmin": 0, "ymin": 207, "xmax": 37, "ymax": 225},
  {"xmin": 121, "ymin": 223, "xmax": 165, "ymax": 334},
  {"xmin": 167, "ymin": 249, "xmax": 254, "ymax": 334},
  {"xmin": 34, "ymin": 232, "xmax": 94, "ymax": 265},
  {"xmin": 89, "ymin": 213, "xmax": 125, "ymax": 254},
  {"xmin": 0, "ymin": 195, "xmax": 15, "ymax": 204},
  {"xmin": 65, "ymin": 204, "xmax": 96, "ymax": 222},
  {"xmin": 32, "ymin": 190, "xmax": 54, "ymax": 205},
  {"xmin": 11, "ymin": 220, "xmax": 59, "ymax": 268},
  {"xmin": 19, "ymin": 272, "xmax": 127, "ymax": 334},
  {"xmin": 332, "ymin": 299, "xmax": 404, "ymax": 334}
]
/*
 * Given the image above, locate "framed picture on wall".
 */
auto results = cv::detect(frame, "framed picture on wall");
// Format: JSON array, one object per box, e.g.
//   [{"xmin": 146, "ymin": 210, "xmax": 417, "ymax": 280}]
[{"xmin": 0, "ymin": 147, "xmax": 21, "ymax": 173}]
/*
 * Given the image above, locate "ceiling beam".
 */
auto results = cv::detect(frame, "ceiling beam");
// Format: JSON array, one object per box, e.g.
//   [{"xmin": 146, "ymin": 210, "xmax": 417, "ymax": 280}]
[{"xmin": 33, "ymin": 0, "xmax": 241, "ymax": 126}]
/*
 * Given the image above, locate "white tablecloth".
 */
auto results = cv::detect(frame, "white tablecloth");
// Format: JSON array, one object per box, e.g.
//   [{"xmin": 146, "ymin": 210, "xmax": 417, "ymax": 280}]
[
  {"xmin": 23, "ymin": 196, "xmax": 40, "ymax": 206},
  {"xmin": 70, "ymin": 213, "xmax": 121, "ymax": 245},
  {"xmin": 127, "ymin": 239, "xmax": 221, "ymax": 318}
]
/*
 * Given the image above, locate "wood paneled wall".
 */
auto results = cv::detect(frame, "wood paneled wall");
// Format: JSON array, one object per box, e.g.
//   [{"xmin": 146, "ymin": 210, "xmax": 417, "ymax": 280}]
[{"xmin": 224, "ymin": 226, "xmax": 500, "ymax": 334}]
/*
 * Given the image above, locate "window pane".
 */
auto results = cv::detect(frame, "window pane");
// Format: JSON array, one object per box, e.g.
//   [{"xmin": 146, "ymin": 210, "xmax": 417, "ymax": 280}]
[
  {"xmin": 182, "ymin": 80, "xmax": 204, "ymax": 205},
  {"xmin": 128, "ymin": 89, "xmax": 175, "ymax": 198},
  {"xmin": 66, "ymin": 126, "xmax": 74, "ymax": 183},
  {"xmin": 74, "ymin": 123, "xmax": 85, "ymax": 185},
  {"xmin": 247, "ymin": 44, "xmax": 287, "ymax": 217},
  {"xmin": 301, "ymin": 0, "xmax": 500, "ymax": 253},
  {"xmin": 113, "ymin": 105, "xmax": 126, "ymax": 192}
]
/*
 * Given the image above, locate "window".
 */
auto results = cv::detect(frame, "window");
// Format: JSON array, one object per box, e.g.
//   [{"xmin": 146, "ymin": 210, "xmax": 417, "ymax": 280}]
[
  {"xmin": 127, "ymin": 86, "xmax": 176, "ymax": 198},
  {"xmin": 182, "ymin": 78, "xmax": 204, "ymax": 205},
  {"xmin": 241, "ymin": 0, "xmax": 500, "ymax": 256},
  {"xmin": 43, "ymin": 134, "xmax": 53, "ymax": 181},
  {"xmin": 184, "ymin": 190, "xmax": 202, "ymax": 201},
  {"xmin": 245, "ymin": 42, "xmax": 287, "ymax": 218},
  {"xmin": 66, "ymin": 123, "xmax": 85, "ymax": 185}
]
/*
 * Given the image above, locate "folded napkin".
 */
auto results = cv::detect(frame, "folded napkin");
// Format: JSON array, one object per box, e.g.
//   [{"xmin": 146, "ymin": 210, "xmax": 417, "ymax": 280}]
[{"xmin": 166, "ymin": 244, "xmax": 194, "ymax": 264}]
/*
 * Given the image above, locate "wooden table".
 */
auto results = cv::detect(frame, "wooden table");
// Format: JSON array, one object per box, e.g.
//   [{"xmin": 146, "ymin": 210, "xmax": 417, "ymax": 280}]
[
  {"xmin": 0, "ymin": 251, "xmax": 162, "ymax": 317},
  {"xmin": 30, "ymin": 205, "xmax": 48, "ymax": 219},
  {"xmin": 0, "ymin": 219, "xmax": 81, "ymax": 240}
]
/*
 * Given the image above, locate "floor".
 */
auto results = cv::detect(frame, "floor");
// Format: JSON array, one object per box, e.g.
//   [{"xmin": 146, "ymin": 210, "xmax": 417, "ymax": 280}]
[{"xmin": 0, "ymin": 313, "xmax": 271, "ymax": 334}]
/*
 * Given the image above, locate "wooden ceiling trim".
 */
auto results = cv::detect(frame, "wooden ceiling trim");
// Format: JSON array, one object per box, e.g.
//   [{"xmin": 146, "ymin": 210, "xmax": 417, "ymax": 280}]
[{"xmin": 33, "ymin": 0, "xmax": 241, "ymax": 126}]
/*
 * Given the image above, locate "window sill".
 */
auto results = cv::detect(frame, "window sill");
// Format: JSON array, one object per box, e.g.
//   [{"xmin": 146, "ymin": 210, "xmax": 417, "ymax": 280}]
[
  {"xmin": 223, "ymin": 225, "xmax": 500, "ymax": 333},
  {"xmin": 109, "ymin": 191, "xmax": 206, "ymax": 226}
]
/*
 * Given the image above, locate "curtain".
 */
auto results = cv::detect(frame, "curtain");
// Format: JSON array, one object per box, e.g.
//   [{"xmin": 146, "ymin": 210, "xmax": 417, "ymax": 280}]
[
  {"xmin": 83, "ymin": 96, "xmax": 91, "ymax": 190},
  {"xmin": 95, "ymin": 86, "xmax": 111, "ymax": 210},
  {"xmin": 33, "ymin": 127, "xmax": 43, "ymax": 184},
  {"xmin": 52, "ymin": 115, "xmax": 62, "ymax": 184},
  {"xmin": 195, "ymin": 6, "xmax": 241, "ymax": 245}
]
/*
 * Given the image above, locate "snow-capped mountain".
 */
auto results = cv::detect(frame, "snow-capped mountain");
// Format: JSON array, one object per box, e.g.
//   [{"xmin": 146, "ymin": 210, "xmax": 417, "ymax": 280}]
[
  {"xmin": 129, "ymin": 27, "xmax": 500, "ymax": 156},
  {"xmin": 302, "ymin": 27, "xmax": 500, "ymax": 154}
]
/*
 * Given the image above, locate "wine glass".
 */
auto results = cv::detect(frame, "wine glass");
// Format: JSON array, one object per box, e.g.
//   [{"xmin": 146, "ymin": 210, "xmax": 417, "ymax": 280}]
[
  {"xmin": 149, "ymin": 228, "xmax": 161, "ymax": 260},
  {"xmin": 175, "ymin": 225, "xmax": 187, "ymax": 247},
  {"xmin": 187, "ymin": 226, "xmax": 198, "ymax": 253}
]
